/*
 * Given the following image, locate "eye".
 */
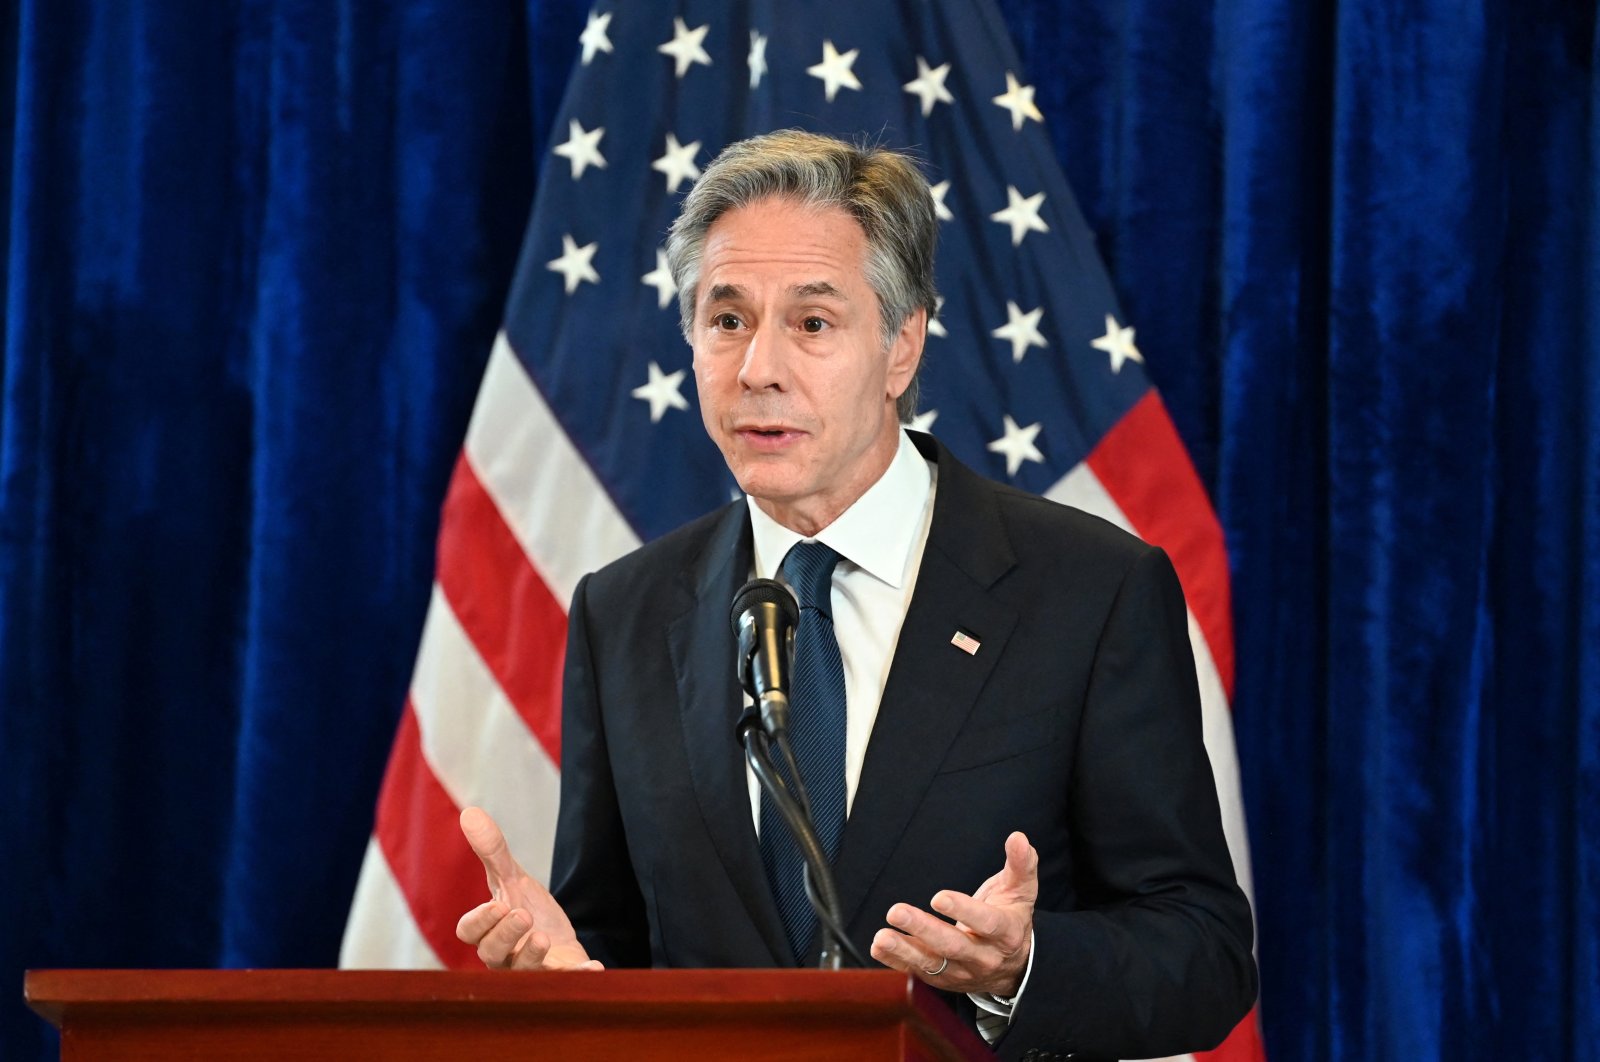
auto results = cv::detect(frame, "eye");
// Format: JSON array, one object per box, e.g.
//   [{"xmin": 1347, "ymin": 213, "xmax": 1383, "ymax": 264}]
[
  {"xmin": 800, "ymin": 316, "xmax": 829, "ymax": 334},
  {"xmin": 712, "ymin": 312, "xmax": 742, "ymax": 331}
]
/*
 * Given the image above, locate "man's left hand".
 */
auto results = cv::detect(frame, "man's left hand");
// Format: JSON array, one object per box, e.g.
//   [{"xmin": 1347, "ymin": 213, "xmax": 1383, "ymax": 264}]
[{"xmin": 870, "ymin": 831, "xmax": 1038, "ymax": 996}]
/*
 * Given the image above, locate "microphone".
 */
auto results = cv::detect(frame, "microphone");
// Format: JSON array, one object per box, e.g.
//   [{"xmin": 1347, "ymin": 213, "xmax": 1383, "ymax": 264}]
[
  {"xmin": 729, "ymin": 578, "xmax": 799, "ymax": 740},
  {"xmin": 728, "ymin": 576, "xmax": 867, "ymax": 970}
]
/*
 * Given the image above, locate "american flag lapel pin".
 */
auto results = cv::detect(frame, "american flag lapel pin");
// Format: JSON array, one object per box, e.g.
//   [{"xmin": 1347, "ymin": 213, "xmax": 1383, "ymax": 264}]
[{"xmin": 950, "ymin": 629, "xmax": 981, "ymax": 656}]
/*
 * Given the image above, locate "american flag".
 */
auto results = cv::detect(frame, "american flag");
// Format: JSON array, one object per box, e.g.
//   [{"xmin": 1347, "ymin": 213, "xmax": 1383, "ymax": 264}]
[{"xmin": 340, "ymin": 3, "xmax": 1265, "ymax": 1058}]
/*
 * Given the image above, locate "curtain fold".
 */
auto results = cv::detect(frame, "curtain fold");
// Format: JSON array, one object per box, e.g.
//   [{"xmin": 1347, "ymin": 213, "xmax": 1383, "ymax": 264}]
[
  {"xmin": 1573, "ymin": 14, "xmax": 1600, "ymax": 1055},
  {"xmin": 0, "ymin": 3, "xmax": 536, "ymax": 1057},
  {"xmin": 1, "ymin": 1, "xmax": 1595, "ymax": 1059}
]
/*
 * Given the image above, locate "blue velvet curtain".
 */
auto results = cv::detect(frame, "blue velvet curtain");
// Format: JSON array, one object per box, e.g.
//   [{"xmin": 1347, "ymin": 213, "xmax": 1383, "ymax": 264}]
[{"xmin": 1, "ymin": 2, "xmax": 1594, "ymax": 1060}]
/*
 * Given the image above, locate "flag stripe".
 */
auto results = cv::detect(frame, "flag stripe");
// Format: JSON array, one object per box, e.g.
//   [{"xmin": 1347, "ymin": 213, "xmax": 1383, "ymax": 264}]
[
  {"xmin": 1187, "ymin": 611, "xmax": 1256, "ymax": 904},
  {"xmin": 410, "ymin": 584, "xmax": 562, "ymax": 879},
  {"xmin": 1045, "ymin": 460, "xmax": 1139, "ymax": 538},
  {"xmin": 1049, "ymin": 462, "xmax": 1256, "ymax": 904},
  {"xmin": 436, "ymin": 452, "xmax": 568, "ymax": 767},
  {"xmin": 372, "ymin": 699, "xmax": 484, "ymax": 969},
  {"xmin": 1084, "ymin": 391, "xmax": 1236, "ymax": 698},
  {"xmin": 465, "ymin": 334, "xmax": 641, "ymax": 608},
  {"xmin": 339, "ymin": 838, "xmax": 445, "ymax": 969},
  {"xmin": 1054, "ymin": 458, "xmax": 1261, "ymax": 1057}
]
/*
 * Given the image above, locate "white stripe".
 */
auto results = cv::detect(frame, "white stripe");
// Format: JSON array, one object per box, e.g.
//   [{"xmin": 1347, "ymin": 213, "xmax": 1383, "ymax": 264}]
[
  {"xmin": 338, "ymin": 838, "xmax": 445, "ymax": 969},
  {"xmin": 1047, "ymin": 462, "xmax": 1258, "ymax": 907},
  {"xmin": 465, "ymin": 333, "xmax": 642, "ymax": 608},
  {"xmin": 410, "ymin": 583, "xmax": 562, "ymax": 883},
  {"xmin": 1188, "ymin": 612, "xmax": 1256, "ymax": 909},
  {"xmin": 1047, "ymin": 460, "xmax": 1137, "ymax": 536}
]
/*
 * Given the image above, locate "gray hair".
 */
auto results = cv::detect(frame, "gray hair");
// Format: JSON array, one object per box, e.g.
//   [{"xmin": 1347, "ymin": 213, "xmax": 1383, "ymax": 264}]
[{"xmin": 665, "ymin": 130, "xmax": 939, "ymax": 422}]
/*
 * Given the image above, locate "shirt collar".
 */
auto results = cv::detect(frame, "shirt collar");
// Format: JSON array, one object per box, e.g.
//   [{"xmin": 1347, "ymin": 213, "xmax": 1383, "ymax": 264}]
[{"xmin": 747, "ymin": 429, "xmax": 933, "ymax": 589}]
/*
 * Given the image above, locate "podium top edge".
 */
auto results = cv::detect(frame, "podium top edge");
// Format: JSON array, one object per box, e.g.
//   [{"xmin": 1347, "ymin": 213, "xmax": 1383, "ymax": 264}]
[{"xmin": 24, "ymin": 967, "xmax": 921, "ymax": 1011}]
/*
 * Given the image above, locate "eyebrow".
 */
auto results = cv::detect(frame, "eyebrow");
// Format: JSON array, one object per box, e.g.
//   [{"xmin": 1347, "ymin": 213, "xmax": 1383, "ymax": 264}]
[
  {"xmin": 705, "ymin": 283, "xmax": 747, "ymax": 304},
  {"xmin": 792, "ymin": 281, "xmax": 846, "ymax": 301}
]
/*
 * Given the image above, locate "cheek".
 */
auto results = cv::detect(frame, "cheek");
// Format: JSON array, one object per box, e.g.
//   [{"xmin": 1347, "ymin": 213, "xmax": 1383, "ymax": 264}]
[
  {"xmin": 691, "ymin": 353, "xmax": 721, "ymax": 399},
  {"xmin": 692, "ymin": 362, "xmax": 735, "ymax": 438},
  {"xmin": 836, "ymin": 362, "xmax": 886, "ymax": 414}
]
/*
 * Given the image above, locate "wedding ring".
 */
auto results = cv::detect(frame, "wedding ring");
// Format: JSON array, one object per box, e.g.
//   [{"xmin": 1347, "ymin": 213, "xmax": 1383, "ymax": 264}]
[{"xmin": 925, "ymin": 955, "xmax": 949, "ymax": 977}]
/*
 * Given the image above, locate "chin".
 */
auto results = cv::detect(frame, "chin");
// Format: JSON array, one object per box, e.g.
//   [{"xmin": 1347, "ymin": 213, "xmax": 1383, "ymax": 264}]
[{"xmin": 731, "ymin": 469, "xmax": 804, "ymax": 506}]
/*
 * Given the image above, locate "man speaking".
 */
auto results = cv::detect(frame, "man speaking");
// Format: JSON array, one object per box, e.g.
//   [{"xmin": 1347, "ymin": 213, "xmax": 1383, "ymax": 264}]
[{"xmin": 453, "ymin": 130, "xmax": 1257, "ymax": 1061}]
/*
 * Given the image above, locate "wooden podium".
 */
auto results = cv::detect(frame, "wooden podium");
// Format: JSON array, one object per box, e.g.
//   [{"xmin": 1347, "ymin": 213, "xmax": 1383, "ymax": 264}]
[{"xmin": 25, "ymin": 968, "xmax": 993, "ymax": 1060}]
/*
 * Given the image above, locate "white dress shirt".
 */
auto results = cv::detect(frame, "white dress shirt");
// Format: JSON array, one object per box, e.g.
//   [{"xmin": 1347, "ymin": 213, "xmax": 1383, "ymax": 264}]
[
  {"xmin": 744, "ymin": 428, "xmax": 936, "ymax": 821},
  {"xmin": 741, "ymin": 429, "xmax": 1032, "ymax": 1041}
]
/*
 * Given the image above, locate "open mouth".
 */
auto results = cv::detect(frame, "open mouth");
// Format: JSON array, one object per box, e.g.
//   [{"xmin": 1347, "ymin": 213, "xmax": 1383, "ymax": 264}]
[{"xmin": 737, "ymin": 425, "xmax": 802, "ymax": 449}]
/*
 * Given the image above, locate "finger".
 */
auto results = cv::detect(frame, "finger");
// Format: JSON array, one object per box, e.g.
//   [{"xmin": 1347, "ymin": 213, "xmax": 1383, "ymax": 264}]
[
  {"xmin": 455, "ymin": 900, "xmax": 509, "ymax": 946},
  {"xmin": 460, "ymin": 806, "xmax": 518, "ymax": 884},
  {"xmin": 539, "ymin": 942, "xmax": 601, "ymax": 970},
  {"xmin": 930, "ymin": 890, "xmax": 1009, "ymax": 940},
  {"xmin": 885, "ymin": 902, "xmax": 975, "ymax": 962},
  {"xmin": 1003, "ymin": 831, "xmax": 1039, "ymax": 887},
  {"xmin": 508, "ymin": 928, "xmax": 554, "ymax": 970},
  {"xmin": 476, "ymin": 908, "xmax": 535, "ymax": 968},
  {"xmin": 871, "ymin": 927, "xmax": 944, "ymax": 978},
  {"xmin": 976, "ymin": 831, "xmax": 1039, "ymax": 900}
]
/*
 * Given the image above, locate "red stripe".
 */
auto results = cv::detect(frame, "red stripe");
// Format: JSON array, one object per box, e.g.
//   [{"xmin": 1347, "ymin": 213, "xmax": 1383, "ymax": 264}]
[
  {"xmin": 435, "ymin": 453, "xmax": 567, "ymax": 767},
  {"xmin": 1087, "ymin": 396, "xmax": 1260, "ymax": 1061},
  {"xmin": 1086, "ymin": 391, "xmax": 1236, "ymax": 699},
  {"xmin": 373, "ymin": 699, "xmax": 485, "ymax": 970},
  {"xmin": 1195, "ymin": 1004, "xmax": 1266, "ymax": 1062}
]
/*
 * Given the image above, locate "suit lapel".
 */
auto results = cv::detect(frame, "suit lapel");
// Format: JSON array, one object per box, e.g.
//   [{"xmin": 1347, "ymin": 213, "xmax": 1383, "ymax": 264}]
[
  {"xmin": 833, "ymin": 438, "xmax": 1020, "ymax": 933},
  {"xmin": 667, "ymin": 504, "xmax": 791, "ymax": 965}
]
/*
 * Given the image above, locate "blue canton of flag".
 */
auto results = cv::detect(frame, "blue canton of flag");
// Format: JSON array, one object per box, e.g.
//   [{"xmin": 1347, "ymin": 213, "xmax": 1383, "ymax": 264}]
[{"xmin": 505, "ymin": 1, "xmax": 1149, "ymax": 537}]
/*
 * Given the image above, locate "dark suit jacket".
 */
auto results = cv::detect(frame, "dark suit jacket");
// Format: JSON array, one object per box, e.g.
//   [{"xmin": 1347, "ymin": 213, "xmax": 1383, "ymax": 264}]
[{"xmin": 550, "ymin": 433, "xmax": 1257, "ymax": 1061}]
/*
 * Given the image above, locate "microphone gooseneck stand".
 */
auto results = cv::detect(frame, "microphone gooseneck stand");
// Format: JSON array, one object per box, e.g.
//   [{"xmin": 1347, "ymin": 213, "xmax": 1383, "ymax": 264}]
[
  {"xmin": 735, "ymin": 701, "xmax": 867, "ymax": 970},
  {"xmin": 730, "ymin": 579, "xmax": 867, "ymax": 971}
]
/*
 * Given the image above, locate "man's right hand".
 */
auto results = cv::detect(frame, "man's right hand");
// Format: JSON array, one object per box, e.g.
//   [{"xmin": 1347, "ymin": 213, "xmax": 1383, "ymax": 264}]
[{"xmin": 454, "ymin": 806, "xmax": 602, "ymax": 971}]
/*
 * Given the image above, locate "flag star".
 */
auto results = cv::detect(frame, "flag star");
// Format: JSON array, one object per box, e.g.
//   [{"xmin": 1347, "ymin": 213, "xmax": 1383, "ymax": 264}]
[
  {"xmin": 547, "ymin": 234, "xmax": 600, "ymax": 293},
  {"xmin": 991, "ymin": 186, "xmax": 1049, "ymax": 246},
  {"xmin": 907, "ymin": 408, "xmax": 939, "ymax": 432},
  {"xmin": 652, "ymin": 133, "xmax": 702, "ymax": 193},
  {"xmin": 993, "ymin": 71, "xmax": 1044, "ymax": 131},
  {"xmin": 578, "ymin": 11, "xmax": 613, "ymax": 65},
  {"xmin": 987, "ymin": 415, "xmax": 1045, "ymax": 476},
  {"xmin": 658, "ymin": 17, "xmax": 711, "ymax": 78},
  {"xmin": 641, "ymin": 249, "xmax": 678, "ymax": 310},
  {"xmin": 992, "ymin": 300, "xmax": 1048, "ymax": 362},
  {"xmin": 631, "ymin": 361, "xmax": 690, "ymax": 422},
  {"xmin": 1091, "ymin": 314, "xmax": 1144, "ymax": 373},
  {"xmin": 927, "ymin": 295, "xmax": 947, "ymax": 338},
  {"xmin": 552, "ymin": 119, "xmax": 607, "ymax": 180},
  {"xmin": 808, "ymin": 40, "xmax": 862, "ymax": 102},
  {"xmin": 929, "ymin": 179, "xmax": 954, "ymax": 222},
  {"xmin": 903, "ymin": 56, "xmax": 954, "ymax": 116},
  {"xmin": 748, "ymin": 30, "xmax": 768, "ymax": 88}
]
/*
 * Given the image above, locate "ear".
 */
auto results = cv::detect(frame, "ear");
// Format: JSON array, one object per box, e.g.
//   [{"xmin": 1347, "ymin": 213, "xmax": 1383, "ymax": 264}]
[{"xmin": 885, "ymin": 307, "xmax": 927, "ymax": 402}]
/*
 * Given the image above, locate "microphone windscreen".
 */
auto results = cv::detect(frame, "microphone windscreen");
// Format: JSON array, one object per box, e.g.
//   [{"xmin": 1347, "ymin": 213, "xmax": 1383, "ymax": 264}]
[{"xmin": 729, "ymin": 578, "xmax": 799, "ymax": 634}]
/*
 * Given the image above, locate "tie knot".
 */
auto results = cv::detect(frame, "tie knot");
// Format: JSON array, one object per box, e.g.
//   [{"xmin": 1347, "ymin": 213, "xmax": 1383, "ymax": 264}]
[{"xmin": 782, "ymin": 540, "xmax": 841, "ymax": 613}]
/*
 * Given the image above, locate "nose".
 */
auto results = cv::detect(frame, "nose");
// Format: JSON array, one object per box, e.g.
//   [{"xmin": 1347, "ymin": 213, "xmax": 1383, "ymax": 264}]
[{"xmin": 736, "ymin": 322, "xmax": 788, "ymax": 393}]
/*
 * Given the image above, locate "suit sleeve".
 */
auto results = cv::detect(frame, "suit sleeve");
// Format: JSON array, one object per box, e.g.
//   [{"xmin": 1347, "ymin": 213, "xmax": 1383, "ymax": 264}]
[
  {"xmin": 999, "ymin": 546, "xmax": 1258, "ymax": 1061},
  {"xmin": 547, "ymin": 572, "xmax": 652, "ymax": 968}
]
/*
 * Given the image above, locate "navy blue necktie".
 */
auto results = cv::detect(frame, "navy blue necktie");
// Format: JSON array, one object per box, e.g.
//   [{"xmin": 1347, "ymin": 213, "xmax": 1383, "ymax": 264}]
[{"xmin": 759, "ymin": 540, "xmax": 848, "ymax": 963}]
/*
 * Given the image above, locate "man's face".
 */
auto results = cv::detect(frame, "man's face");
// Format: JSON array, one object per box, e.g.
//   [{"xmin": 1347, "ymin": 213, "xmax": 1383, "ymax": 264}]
[{"xmin": 690, "ymin": 197, "xmax": 924, "ymax": 535}]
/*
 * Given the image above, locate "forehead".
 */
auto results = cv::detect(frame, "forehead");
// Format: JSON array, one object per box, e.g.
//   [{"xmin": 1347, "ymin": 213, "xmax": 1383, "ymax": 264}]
[{"xmin": 698, "ymin": 198, "xmax": 870, "ymax": 295}]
